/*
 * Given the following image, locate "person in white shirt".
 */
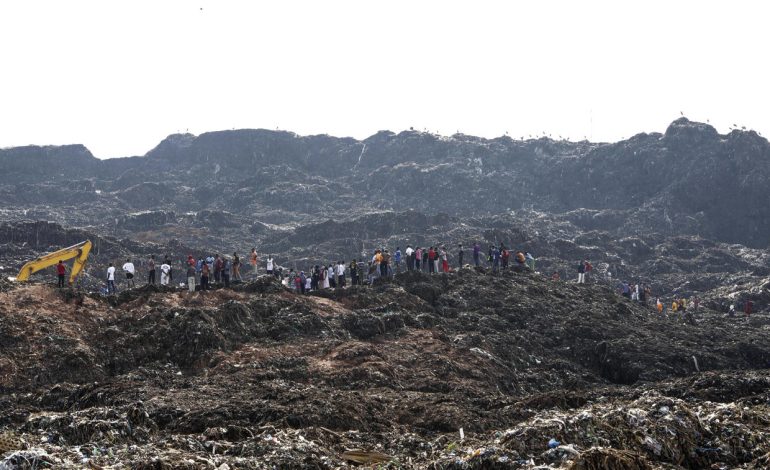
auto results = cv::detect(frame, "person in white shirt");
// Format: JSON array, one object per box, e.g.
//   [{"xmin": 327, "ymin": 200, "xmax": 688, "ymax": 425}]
[
  {"xmin": 106, "ymin": 263, "xmax": 116, "ymax": 294},
  {"xmin": 322, "ymin": 266, "xmax": 330, "ymax": 289},
  {"xmin": 122, "ymin": 258, "xmax": 135, "ymax": 288},
  {"xmin": 336, "ymin": 261, "xmax": 346, "ymax": 287},
  {"xmin": 266, "ymin": 256, "xmax": 274, "ymax": 275},
  {"xmin": 160, "ymin": 262, "xmax": 171, "ymax": 285},
  {"xmin": 405, "ymin": 245, "xmax": 414, "ymax": 271}
]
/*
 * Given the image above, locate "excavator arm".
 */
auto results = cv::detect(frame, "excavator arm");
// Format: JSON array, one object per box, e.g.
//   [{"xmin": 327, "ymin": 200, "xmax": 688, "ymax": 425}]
[{"xmin": 16, "ymin": 240, "xmax": 92, "ymax": 285}]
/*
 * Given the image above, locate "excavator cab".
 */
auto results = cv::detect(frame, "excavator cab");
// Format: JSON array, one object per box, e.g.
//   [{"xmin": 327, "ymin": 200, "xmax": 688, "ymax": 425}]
[{"xmin": 14, "ymin": 240, "xmax": 92, "ymax": 286}]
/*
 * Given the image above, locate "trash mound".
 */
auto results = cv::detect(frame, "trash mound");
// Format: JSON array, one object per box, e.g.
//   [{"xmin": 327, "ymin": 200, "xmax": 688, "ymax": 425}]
[
  {"xmin": 1, "ymin": 272, "xmax": 770, "ymax": 467},
  {"xmin": 567, "ymin": 447, "xmax": 651, "ymax": 470},
  {"xmin": 0, "ymin": 450, "xmax": 59, "ymax": 470},
  {"xmin": 0, "ymin": 277, "xmax": 16, "ymax": 294},
  {"xmin": 496, "ymin": 392, "xmax": 770, "ymax": 468},
  {"xmin": 653, "ymin": 370, "xmax": 770, "ymax": 402},
  {"xmin": 231, "ymin": 274, "xmax": 284, "ymax": 294}
]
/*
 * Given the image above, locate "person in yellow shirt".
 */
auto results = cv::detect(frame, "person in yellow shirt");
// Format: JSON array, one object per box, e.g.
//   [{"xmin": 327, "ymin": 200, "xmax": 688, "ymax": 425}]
[{"xmin": 672, "ymin": 301, "xmax": 679, "ymax": 313}]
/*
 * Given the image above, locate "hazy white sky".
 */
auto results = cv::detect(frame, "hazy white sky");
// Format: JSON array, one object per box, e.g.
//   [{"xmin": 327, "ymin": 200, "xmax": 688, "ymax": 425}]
[{"xmin": 1, "ymin": 1, "xmax": 768, "ymax": 158}]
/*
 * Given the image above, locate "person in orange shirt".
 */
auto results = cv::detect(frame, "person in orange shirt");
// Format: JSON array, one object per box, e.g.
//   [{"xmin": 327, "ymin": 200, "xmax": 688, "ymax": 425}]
[{"xmin": 249, "ymin": 248, "xmax": 258, "ymax": 275}]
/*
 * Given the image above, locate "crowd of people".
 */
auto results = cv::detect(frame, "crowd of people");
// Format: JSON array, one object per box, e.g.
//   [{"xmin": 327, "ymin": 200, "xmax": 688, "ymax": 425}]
[
  {"xmin": 95, "ymin": 243, "xmax": 540, "ymax": 295},
  {"xmin": 82, "ymin": 243, "xmax": 755, "ymax": 318}
]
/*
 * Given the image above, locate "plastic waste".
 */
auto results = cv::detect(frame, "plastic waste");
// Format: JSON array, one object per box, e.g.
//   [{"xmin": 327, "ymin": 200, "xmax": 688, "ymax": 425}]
[{"xmin": 548, "ymin": 438, "xmax": 560, "ymax": 449}]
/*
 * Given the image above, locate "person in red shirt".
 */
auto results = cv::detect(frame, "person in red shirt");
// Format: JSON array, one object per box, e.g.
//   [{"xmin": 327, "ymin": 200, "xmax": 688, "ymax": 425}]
[
  {"xmin": 745, "ymin": 300, "xmax": 753, "ymax": 318},
  {"xmin": 56, "ymin": 260, "xmax": 66, "ymax": 288},
  {"xmin": 428, "ymin": 247, "xmax": 436, "ymax": 274}
]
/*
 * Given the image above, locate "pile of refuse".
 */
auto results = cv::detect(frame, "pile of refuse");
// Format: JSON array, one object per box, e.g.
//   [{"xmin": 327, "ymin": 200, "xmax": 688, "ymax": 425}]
[
  {"xmin": 425, "ymin": 390, "xmax": 770, "ymax": 469},
  {"xmin": 1, "ymin": 271, "xmax": 770, "ymax": 468}
]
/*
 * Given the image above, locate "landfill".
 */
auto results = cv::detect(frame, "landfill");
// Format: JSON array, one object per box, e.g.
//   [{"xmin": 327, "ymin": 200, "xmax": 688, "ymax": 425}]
[{"xmin": 1, "ymin": 268, "xmax": 769, "ymax": 468}]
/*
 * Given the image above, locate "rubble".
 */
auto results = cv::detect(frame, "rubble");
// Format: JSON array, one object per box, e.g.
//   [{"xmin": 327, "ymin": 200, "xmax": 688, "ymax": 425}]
[{"xmin": 0, "ymin": 270, "xmax": 769, "ymax": 467}]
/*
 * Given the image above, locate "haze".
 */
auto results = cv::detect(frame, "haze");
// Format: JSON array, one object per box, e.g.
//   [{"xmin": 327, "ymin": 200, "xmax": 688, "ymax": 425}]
[{"xmin": 1, "ymin": 0, "xmax": 767, "ymax": 158}]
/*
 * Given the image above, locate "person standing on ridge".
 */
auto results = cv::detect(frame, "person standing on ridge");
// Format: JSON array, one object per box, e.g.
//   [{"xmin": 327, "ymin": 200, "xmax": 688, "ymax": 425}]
[
  {"xmin": 373, "ymin": 249, "xmax": 383, "ymax": 277},
  {"xmin": 206, "ymin": 254, "xmax": 215, "ymax": 275},
  {"xmin": 148, "ymin": 255, "xmax": 156, "ymax": 285},
  {"xmin": 222, "ymin": 257, "xmax": 231, "ymax": 288},
  {"xmin": 213, "ymin": 254, "xmax": 223, "ymax": 285},
  {"xmin": 405, "ymin": 245, "xmax": 414, "ymax": 271},
  {"xmin": 394, "ymin": 247, "xmax": 402, "ymax": 273},
  {"xmin": 348, "ymin": 260, "xmax": 356, "ymax": 286},
  {"xmin": 123, "ymin": 258, "xmax": 135, "ymax": 288},
  {"xmin": 56, "ymin": 260, "xmax": 66, "ymax": 288},
  {"xmin": 414, "ymin": 247, "xmax": 422, "ymax": 271},
  {"xmin": 186, "ymin": 263, "xmax": 196, "ymax": 293},
  {"xmin": 577, "ymin": 260, "xmax": 586, "ymax": 284},
  {"xmin": 428, "ymin": 247, "xmax": 435, "ymax": 274},
  {"xmin": 160, "ymin": 261, "xmax": 171, "ymax": 286},
  {"xmin": 492, "ymin": 246, "xmax": 500, "ymax": 273},
  {"xmin": 422, "ymin": 247, "xmax": 429, "ymax": 272},
  {"xmin": 249, "ymin": 248, "xmax": 258, "ymax": 275},
  {"xmin": 500, "ymin": 247, "xmax": 509, "ymax": 270},
  {"xmin": 322, "ymin": 265, "xmax": 330, "ymax": 289},
  {"xmin": 311, "ymin": 266, "xmax": 319, "ymax": 290},
  {"xmin": 473, "ymin": 242, "xmax": 481, "ymax": 267},
  {"xmin": 200, "ymin": 260, "xmax": 210, "ymax": 290},
  {"xmin": 329, "ymin": 264, "xmax": 336, "ymax": 289},
  {"xmin": 106, "ymin": 263, "xmax": 116, "ymax": 294},
  {"xmin": 164, "ymin": 255, "xmax": 173, "ymax": 283},
  {"xmin": 266, "ymin": 255, "xmax": 274, "ymax": 276},
  {"xmin": 381, "ymin": 250, "xmax": 392, "ymax": 278},
  {"xmin": 331, "ymin": 261, "xmax": 339, "ymax": 287},
  {"xmin": 196, "ymin": 257, "xmax": 203, "ymax": 284},
  {"xmin": 296, "ymin": 272, "xmax": 304, "ymax": 293},
  {"xmin": 337, "ymin": 260, "xmax": 346, "ymax": 287},
  {"xmin": 440, "ymin": 246, "xmax": 449, "ymax": 273},
  {"xmin": 458, "ymin": 244, "xmax": 464, "ymax": 267},
  {"xmin": 745, "ymin": 299, "xmax": 753, "ymax": 318},
  {"xmin": 232, "ymin": 252, "xmax": 242, "ymax": 281}
]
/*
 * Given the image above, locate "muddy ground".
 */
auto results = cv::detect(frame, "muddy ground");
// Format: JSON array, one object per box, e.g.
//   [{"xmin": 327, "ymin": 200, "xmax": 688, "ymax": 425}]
[{"xmin": 1, "ymin": 269, "xmax": 769, "ymax": 468}]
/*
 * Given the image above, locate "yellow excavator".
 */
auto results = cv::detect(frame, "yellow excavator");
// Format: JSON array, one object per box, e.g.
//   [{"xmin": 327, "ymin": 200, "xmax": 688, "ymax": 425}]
[{"xmin": 15, "ymin": 240, "xmax": 92, "ymax": 285}]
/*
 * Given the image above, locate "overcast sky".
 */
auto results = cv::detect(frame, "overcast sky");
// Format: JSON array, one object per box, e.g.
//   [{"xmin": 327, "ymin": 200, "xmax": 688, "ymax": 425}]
[{"xmin": 1, "ymin": 1, "xmax": 768, "ymax": 158}]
